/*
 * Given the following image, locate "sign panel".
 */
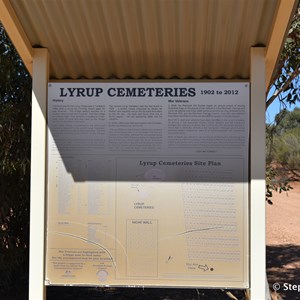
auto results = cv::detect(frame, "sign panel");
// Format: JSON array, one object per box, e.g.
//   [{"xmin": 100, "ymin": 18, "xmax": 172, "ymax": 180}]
[{"xmin": 46, "ymin": 82, "xmax": 249, "ymax": 288}]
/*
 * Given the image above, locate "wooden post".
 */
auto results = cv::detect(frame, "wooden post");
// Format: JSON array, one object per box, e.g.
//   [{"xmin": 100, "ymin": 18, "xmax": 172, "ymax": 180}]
[
  {"xmin": 250, "ymin": 47, "xmax": 267, "ymax": 299},
  {"xmin": 29, "ymin": 48, "xmax": 49, "ymax": 300}
]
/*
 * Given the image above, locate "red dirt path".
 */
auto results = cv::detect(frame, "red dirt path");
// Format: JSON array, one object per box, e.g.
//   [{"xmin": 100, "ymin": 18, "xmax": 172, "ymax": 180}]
[{"xmin": 266, "ymin": 181, "xmax": 300, "ymax": 300}]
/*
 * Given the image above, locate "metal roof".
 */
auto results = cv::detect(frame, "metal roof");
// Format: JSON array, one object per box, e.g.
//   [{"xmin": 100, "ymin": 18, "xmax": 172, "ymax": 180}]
[{"xmin": 0, "ymin": 0, "xmax": 297, "ymax": 85}]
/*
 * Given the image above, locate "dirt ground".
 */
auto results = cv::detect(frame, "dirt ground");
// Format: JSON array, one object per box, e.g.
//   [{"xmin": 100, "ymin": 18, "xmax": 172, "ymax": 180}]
[{"xmin": 266, "ymin": 181, "xmax": 300, "ymax": 300}]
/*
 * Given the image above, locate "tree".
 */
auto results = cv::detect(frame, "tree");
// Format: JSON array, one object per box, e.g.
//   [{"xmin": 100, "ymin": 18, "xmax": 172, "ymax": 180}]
[
  {"xmin": 266, "ymin": 2, "xmax": 300, "ymax": 110},
  {"xmin": 276, "ymin": 107, "xmax": 300, "ymax": 133},
  {"xmin": 265, "ymin": 2, "xmax": 300, "ymax": 204},
  {"xmin": 0, "ymin": 22, "xmax": 31, "ymax": 288},
  {"xmin": 266, "ymin": 108, "xmax": 300, "ymax": 205},
  {"xmin": 266, "ymin": 108, "xmax": 300, "ymax": 162},
  {"xmin": 267, "ymin": 108, "xmax": 300, "ymax": 173}
]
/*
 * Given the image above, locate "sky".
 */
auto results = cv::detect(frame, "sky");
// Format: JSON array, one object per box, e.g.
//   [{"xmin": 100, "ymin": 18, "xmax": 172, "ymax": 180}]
[
  {"xmin": 266, "ymin": 99, "xmax": 284, "ymax": 124},
  {"xmin": 265, "ymin": 87, "xmax": 300, "ymax": 124},
  {"xmin": 266, "ymin": 98, "xmax": 300, "ymax": 124}
]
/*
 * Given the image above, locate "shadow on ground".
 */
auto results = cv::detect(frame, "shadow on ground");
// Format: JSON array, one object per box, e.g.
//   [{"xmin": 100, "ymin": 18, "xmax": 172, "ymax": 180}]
[
  {"xmin": 0, "ymin": 285, "xmax": 246, "ymax": 300},
  {"xmin": 46, "ymin": 286, "xmax": 246, "ymax": 300},
  {"xmin": 267, "ymin": 244, "xmax": 300, "ymax": 300}
]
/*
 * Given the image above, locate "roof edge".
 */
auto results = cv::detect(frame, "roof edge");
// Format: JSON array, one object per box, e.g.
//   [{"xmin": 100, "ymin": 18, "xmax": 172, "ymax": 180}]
[
  {"xmin": 0, "ymin": 0, "xmax": 33, "ymax": 75},
  {"xmin": 265, "ymin": 0, "xmax": 298, "ymax": 90}
]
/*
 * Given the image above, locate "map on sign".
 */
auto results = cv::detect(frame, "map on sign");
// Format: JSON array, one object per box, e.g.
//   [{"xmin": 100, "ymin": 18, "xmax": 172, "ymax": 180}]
[{"xmin": 46, "ymin": 82, "xmax": 249, "ymax": 288}]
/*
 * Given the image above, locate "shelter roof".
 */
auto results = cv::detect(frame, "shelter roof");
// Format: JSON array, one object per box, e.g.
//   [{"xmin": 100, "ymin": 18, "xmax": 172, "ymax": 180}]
[{"xmin": 0, "ymin": 0, "xmax": 297, "ymax": 87}]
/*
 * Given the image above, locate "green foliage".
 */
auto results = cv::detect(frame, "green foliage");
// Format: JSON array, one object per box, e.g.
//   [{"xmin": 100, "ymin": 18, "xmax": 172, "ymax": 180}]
[
  {"xmin": 275, "ymin": 107, "xmax": 300, "ymax": 133},
  {"xmin": 266, "ymin": 123, "xmax": 276, "ymax": 165},
  {"xmin": 266, "ymin": 107, "xmax": 300, "ymax": 204},
  {"xmin": 266, "ymin": 3, "xmax": 300, "ymax": 205},
  {"xmin": 267, "ymin": 3, "xmax": 300, "ymax": 109},
  {"xmin": 265, "ymin": 167, "xmax": 293, "ymax": 205},
  {"xmin": 0, "ymin": 23, "xmax": 31, "ymax": 173},
  {"xmin": 273, "ymin": 127, "xmax": 300, "ymax": 169},
  {"xmin": 266, "ymin": 107, "xmax": 300, "ymax": 160},
  {"xmin": 0, "ymin": 23, "xmax": 31, "ymax": 288},
  {"xmin": 267, "ymin": 108, "xmax": 300, "ymax": 165}
]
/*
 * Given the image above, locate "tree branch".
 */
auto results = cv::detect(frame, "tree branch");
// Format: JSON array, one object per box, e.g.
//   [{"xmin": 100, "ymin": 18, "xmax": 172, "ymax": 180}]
[{"xmin": 266, "ymin": 68, "xmax": 300, "ymax": 110}]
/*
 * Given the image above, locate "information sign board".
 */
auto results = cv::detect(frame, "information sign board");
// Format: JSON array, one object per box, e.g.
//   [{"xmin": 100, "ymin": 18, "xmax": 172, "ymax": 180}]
[{"xmin": 46, "ymin": 82, "xmax": 249, "ymax": 288}]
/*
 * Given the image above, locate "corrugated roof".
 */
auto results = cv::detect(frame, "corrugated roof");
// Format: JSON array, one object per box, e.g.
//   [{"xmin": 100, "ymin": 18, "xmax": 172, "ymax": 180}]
[{"xmin": 0, "ymin": 0, "xmax": 297, "ymax": 82}]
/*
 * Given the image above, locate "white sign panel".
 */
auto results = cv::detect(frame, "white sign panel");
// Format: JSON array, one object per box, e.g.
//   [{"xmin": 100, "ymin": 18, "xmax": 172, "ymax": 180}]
[{"xmin": 46, "ymin": 82, "xmax": 249, "ymax": 288}]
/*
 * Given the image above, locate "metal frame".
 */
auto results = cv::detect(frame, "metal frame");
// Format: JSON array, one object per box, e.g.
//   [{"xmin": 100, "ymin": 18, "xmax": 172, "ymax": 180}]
[{"xmin": 28, "ymin": 48, "xmax": 266, "ymax": 299}]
